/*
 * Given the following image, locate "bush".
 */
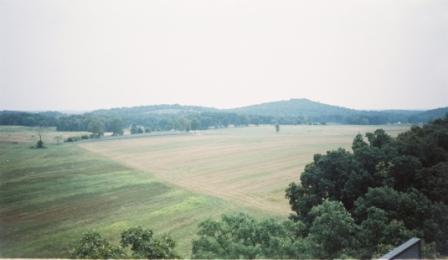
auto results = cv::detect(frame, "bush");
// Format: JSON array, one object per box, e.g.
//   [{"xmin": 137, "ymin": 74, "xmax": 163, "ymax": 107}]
[
  {"xmin": 71, "ymin": 232, "xmax": 123, "ymax": 259},
  {"xmin": 36, "ymin": 139, "xmax": 45, "ymax": 148},
  {"xmin": 65, "ymin": 136, "xmax": 82, "ymax": 142},
  {"xmin": 72, "ymin": 227, "xmax": 177, "ymax": 259}
]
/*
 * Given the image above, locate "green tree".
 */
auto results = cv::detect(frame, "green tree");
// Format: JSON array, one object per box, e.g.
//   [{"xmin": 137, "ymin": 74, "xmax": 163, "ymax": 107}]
[
  {"xmin": 36, "ymin": 139, "xmax": 44, "ymax": 148},
  {"xmin": 423, "ymin": 203, "xmax": 448, "ymax": 253},
  {"xmin": 414, "ymin": 162, "xmax": 448, "ymax": 204},
  {"xmin": 109, "ymin": 119, "xmax": 124, "ymax": 136},
  {"xmin": 286, "ymin": 116, "xmax": 448, "ymax": 256},
  {"xmin": 71, "ymin": 232, "xmax": 123, "ymax": 259},
  {"xmin": 307, "ymin": 200, "xmax": 358, "ymax": 258},
  {"xmin": 388, "ymin": 155, "xmax": 422, "ymax": 191},
  {"xmin": 87, "ymin": 120, "xmax": 104, "ymax": 137},
  {"xmin": 352, "ymin": 133, "xmax": 368, "ymax": 151},
  {"xmin": 35, "ymin": 126, "xmax": 45, "ymax": 148},
  {"xmin": 120, "ymin": 227, "xmax": 177, "ymax": 258},
  {"xmin": 190, "ymin": 119, "xmax": 200, "ymax": 131},
  {"xmin": 72, "ymin": 228, "xmax": 178, "ymax": 259},
  {"xmin": 130, "ymin": 124, "xmax": 139, "ymax": 135},
  {"xmin": 365, "ymin": 129, "xmax": 393, "ymax": 149},
  {"xmin": 286, "ymin": 148, "xmax": 371, "ymax": 222},
  {"xmin": 192, "ymin": 213, "xmax": 309, "ymax": 259},
  {"xmin": 353, "ymin": 187, "xmax": 432, "ymax": 230},
  {"xmin": 356, "ymin": 207, "xmax": 415, "ymax": 258}
]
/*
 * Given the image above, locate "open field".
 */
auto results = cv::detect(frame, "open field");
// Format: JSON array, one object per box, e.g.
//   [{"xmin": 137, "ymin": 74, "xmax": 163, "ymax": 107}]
[
  {"xmin": 0, "ymin": 125, "xmax": 409, "ymax": 257},
  {"xmin": 81, "ymin": 125, "xmax": 408, "ymax": 216},
  {"xmin": 0, "ymin": 142, "xmax": 257, "ymax": 257}
]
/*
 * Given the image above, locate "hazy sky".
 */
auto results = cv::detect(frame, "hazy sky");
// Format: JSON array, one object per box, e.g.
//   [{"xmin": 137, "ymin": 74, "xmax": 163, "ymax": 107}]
[{"xmin": 1, "ymin": 0, "xmax": 447, "ymax": 111}]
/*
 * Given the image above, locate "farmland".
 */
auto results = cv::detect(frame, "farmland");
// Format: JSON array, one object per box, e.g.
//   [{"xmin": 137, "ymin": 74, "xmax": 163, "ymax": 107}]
[
  {"xmin": 81, "ymin": 125, "xmax": 408, "ymax": 215},
  {"xmin": 0, "ymin": 125, "xmax": 408, "ymax": 257}
]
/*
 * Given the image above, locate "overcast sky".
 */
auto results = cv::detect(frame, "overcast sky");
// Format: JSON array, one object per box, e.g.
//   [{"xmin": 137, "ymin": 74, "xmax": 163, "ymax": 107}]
[{"xmin": 1, "ymin": 0, "xmax": 447, "ymax": 111}]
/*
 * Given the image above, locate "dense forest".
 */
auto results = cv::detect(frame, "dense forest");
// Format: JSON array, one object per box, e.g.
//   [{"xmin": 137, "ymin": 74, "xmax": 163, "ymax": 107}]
[
  {"xmin": 71, "ymin": 116, "xmax": 448, "ymax": 258},
  {"xmin": 1, "ymin": 100, "xmax": 447, "ymax": 134}
]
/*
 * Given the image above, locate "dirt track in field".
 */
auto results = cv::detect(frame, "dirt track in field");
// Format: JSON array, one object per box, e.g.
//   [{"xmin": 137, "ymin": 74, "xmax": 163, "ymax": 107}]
[{"xmin": 80, "ymin": 125, "xmax": 407, "ymax": 216}]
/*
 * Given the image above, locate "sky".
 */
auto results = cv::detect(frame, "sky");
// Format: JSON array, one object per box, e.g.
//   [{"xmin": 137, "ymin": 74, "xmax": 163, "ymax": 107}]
[{"xmin": 1, "ymin": 0, "xmax": 447, "ymax": 111}]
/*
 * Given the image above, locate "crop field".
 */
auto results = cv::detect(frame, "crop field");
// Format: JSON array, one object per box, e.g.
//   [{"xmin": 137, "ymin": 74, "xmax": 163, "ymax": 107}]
[{"xmin": 0, "ymin": 125, "xmax": 409, "ymax": 257}]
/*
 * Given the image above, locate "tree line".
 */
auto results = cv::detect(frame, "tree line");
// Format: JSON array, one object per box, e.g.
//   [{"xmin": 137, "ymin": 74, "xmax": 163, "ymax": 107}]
[
  {"xmin": 0, "ymin": 110, "xmax": 413, "ymax": 130},
  {"xmin": 72, "ymin": 115, "xmax": 448, "ymax": 259},
  {"xmin": 0, "ymin": 110, "xmax": 308, "ymax": 134}
]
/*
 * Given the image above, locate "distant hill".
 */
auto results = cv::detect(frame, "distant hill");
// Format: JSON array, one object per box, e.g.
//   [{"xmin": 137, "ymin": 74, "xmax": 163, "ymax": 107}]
[
  {"xmin": 83, "ymin": 99, "xmax": 447, "ymax": 126},
  {"xmin": 228, "ymin": 98, "xmax": 357, "ymax": 118},
  {"xmin": 408, "ymin": 107, "xmax": 448, "ymax": 123},
  {"xmin": 228, "ymin": 98, "xmax": 446, "ymax": 124}
]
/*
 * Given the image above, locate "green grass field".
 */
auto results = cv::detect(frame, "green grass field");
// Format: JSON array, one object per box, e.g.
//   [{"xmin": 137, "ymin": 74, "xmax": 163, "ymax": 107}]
[{"xmin": 0, "ymin": 125, "xmax": 409, "ymax": 257}]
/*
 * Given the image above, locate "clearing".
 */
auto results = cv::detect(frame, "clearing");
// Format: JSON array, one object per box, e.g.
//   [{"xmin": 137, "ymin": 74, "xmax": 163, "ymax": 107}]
[{"xmin": 80, "ymin": 125, "xmax": 407, "ymax": 216}]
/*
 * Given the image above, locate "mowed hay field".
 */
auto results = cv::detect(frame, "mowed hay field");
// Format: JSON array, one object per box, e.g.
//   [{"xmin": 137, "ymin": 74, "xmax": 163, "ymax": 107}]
[
  {"xmin": 81, "ymin": 125, "xmax": 408, "ymax": 216},
  {"xmin": 1, "ymin": 125, "xmax": 408, "ymax": 257}
]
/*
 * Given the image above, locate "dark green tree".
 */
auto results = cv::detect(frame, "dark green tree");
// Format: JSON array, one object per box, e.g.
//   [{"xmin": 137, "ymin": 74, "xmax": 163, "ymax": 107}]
[
  {"xmin": 71, "ymin": 232, "xmax": 123, "ymax": 259},
  {"xmin": 34, "ymin": 126, "xmax": 45, "ymax": 148},
  {"xmin": 286, "ymin": 116, "xmax": 448, "ymax": 256},
  {"xmin": 192, "ymin": 213, "xmax": 310, "ymax": 259},
  {"xmin": 120, "ymin": 227, "xmax": 177, "ymax": 258},
  {"xmin": 36, "ymin": 139, "xmax": 44, "ymax": 148},
  {"xmin": 353, "ymin": 187, "xmax": 432, "ymax": 230},
  {"xmin": 365, "ymin": 129, "xmax": 393, "ymax": 149},
  {"xmin": 72, "ymin": 228, "xmax": 178, "ymax": 259},
  {"xmin": 286, "ymin": 148, "xmax": 371, "ymax": 223},
  {"xmin": 356, "ymin": 207, "xmax": 415, "ymax": 258},
  {"xmin": 414, "ymin": 162, "xmax": 448, "ymax": 204},
  {"xmin": 190, "ymin": 119, "xmax": 200, "ymax": 131},
  {"xmin": 130, "ymin": 124, "xmax": 140, "ymax": 135},
  {"xmin": 109, "ymin": 119, "xmax": 124, "ymax": 136},
  {"xmin": 87, "ymin": 120, "xmax": 105, "ymax": 137},
  {"xmin": 307, "ymin": 200, "xmax": 358, "ymax": 258}
]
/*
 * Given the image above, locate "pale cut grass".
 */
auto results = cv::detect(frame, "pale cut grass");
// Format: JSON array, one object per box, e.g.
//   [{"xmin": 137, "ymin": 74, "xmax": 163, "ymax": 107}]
[{"xmin": 81, "ymin": 125, "xmax": 409, "ymax": 216}]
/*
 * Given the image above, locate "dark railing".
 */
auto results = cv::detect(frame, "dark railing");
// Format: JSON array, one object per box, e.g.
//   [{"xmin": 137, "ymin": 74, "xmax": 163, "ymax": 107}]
[{"xmin": 380, "ymin": 237, "xmax": 421, "ymax": 260}]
